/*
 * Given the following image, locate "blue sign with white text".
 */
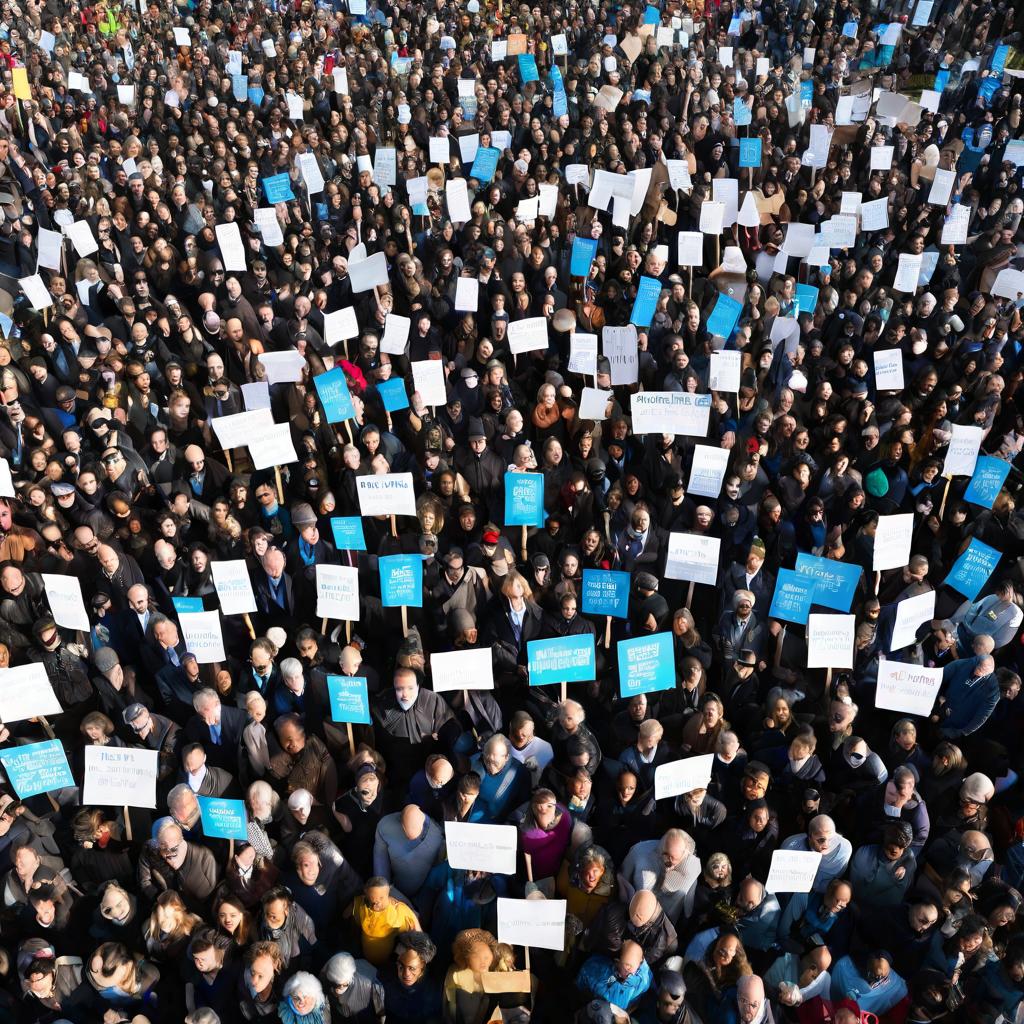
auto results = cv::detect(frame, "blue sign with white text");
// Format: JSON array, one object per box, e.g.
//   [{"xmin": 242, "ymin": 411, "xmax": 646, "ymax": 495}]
[
  {"xmin": 769, "ymin": 569, "xmax": 815, "ymax": 625},
  {"xmin": 734, "ymin": 97, "xmax": 752, "ymax": 126},
  {"xmin": 172, "ymin": 596, "xmax": 204, "ymax": 614},
  {"xmin": 618, "ymin": 632, "xmax": 675, "ymax": 697},
  {"xmin": 314, "ymin": 366, "xmax": 356, "ymax": 423},
  {"xmin": 504, "ymin": 472, "xmax": 545, "ymax": 526},
  {"xmin": 582, "ymin": 569, "xmax": 631, "ymax": 619},
  {"xmin": 571, "ymin": 237, "xmax": 599, "ymax": 277},
  {"xmin": 377, "ymin": 378, "xmax": 410, "ymax": 413},
  {"xmin": 630, "ymin": 276, "xmax": 662, "ymax": 328},
  {"xmin": 262, "ymin": 173, "xmax": 295, "ymax": 204},
  {"xmin": 0, "ymin": 740, "xmax": 74, "ymax": 799},
  {"xmin": 794, "ymin": 553, "xmax": 862, "ymax": 612},
  {"xmin": 470, "ymin": 147, "xmax": 500, "ymax": 183},
  {"xmin": 739, "ymin": 138, "xmax": 762, "ymax": 168},
  {"xmin": 518, "ymin": 54, "xmax": 539, "ymax": 82},
  {"xmin": 380, "ymin": 554, "xmax": 423, "ymax": 608},
  {"xmin": 707, "ymin": 293, "xmax": 743, "ymax": 339},
  {"xmin": 330, "ymin": 516, "xmax": 367, "ymax": 552},
  {"xmin": 964, "ymin": 457, "xmax": 1011, "ymax": 509},
  {"xmin": 327, "ymin": 675, "xmax": 371, "ymax": 724},
  {"xmin": 528, "ymin": 635, "xmax": 596, "ymax": 686},
  {"xmin": 945, "ymin": 538, "xmax": 1001, "ymax": 600},
  {"xmin": 198, "ymin": 796, "xmax": 249, "ymax": 841},
  {"xmin": 795, "ymin": 284, "xmax": 819, "ymax": 316}
]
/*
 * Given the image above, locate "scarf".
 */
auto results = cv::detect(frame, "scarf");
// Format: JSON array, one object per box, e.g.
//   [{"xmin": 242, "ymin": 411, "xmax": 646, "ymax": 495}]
[{"xmin": 278, "ymin": 997, "xmax": 327, "ymax": 1024}]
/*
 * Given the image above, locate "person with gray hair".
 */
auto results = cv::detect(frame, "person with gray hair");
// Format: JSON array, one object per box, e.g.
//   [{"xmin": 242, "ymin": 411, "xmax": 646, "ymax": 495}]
[
  {"xmin": 780, "ymin": 814, "xmax": 852, "ymax": 893},
  {"xmin": 279, "ymin": 970, "xmax": 329, "ymax": 1023},
  {"xmin": 321, "ymin": 952, "xmax": 386, "ymax": 1022},
  {"xmin": 470, "ymin": 733, "xmax": 531, "ymax": 823},
  {"xmin": 272, "ymin": 657, "xmax": 308, "ymax": 719},
  {"xmin": 183, "ymin": 686, "xmax": 249, "ymax": 774},
  {"xmin": 618, "ymin": 828, "xmax": 701, "ymax": 921},
  {"xmin": 714, "ymin": 588, "xmax": 765, "ymax": 670}
]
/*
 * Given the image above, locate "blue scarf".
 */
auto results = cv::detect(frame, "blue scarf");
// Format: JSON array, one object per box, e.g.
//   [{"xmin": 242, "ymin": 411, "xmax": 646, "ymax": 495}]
[{"xmin": 278, "ymin": 997, "xmax": 327, "ymax": 1024}]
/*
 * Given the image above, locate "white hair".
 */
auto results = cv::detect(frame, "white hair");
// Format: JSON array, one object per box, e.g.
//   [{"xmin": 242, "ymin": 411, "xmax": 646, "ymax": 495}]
[
  {"xmin": 322, "ymin": 952, "xmax": 357, "ymax": 988},
  {"xmin": 283, "ymin": 971, "xmax": 324, "ymax": 1004},
  {"xmin": 192, "ymin": 687, "xmax": 219, "ymax": 711},
  {"xmin": 280, "ymin": 657, "xmax": 304, "ymax": 680}
]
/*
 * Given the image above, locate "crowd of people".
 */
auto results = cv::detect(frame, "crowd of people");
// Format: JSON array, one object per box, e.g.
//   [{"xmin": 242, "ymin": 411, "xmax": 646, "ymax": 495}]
[{"xmin": 0, "ymin": 0, "xmax": 1022, "ymax": 1020}]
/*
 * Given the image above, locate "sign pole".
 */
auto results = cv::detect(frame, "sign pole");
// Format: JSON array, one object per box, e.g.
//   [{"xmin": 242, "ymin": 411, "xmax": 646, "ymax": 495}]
[
  {"xmin": 874, "ymin": 570, "xmax": 881, "ymax": 596},
  {"xmin": 322, "ymin": 617, "xmax": 329, "ymax": 636},
  {"xmin": 124, "ymin": 807, "xmax": 133, "ymax": 842},
  {"xmin": 521, "ymin": 525, "xmax": 528, "ymax": 562},
  {"xmin": 273, "ymin": 465, "xmax": 285, "ymax": 505},
  {"xmin": 38, "ymin": 716, "xmax": 56, "ymax": 740},
  {"xmin": 243, "ymin": 613, "xmax": 256, "ymax": 639},
  {"xmin": 685, "ymin": 581, "xmax": 695, "ymax": 610},
  {"xmin": 390, "ymin": 514, "xmax": 398, "ymax": 538},
  {"xmin": 938, "ymin": 473, "xmax": 953, "ymax": 518},
  {"xmin": 605, "ymin": 616, "xmax": 612, "ymax": 649},
  {"xmin": 346, "ymin": 721, "xmax": 355, "ymax": 755},
  {"xmin": 401, "ymin": 606, "xmax": 409, "ymax": 637},
  {"xmin": 561, "ymin": 681, "xmax": 567, "ymax": 702}
]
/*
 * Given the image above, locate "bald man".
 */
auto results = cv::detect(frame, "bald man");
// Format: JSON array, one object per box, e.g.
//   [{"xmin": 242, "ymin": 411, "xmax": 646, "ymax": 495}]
[
  {"xmin": 735, "ymin": 975, "xmax": 771, "ymax": 1024},
  {"xmin": 178, "ymin": 441, "xmax": 230, "ymax": 504},
  {"xmin": 371, "ymin": 803, "xmax": 444, "ymax": 897},
  {"xmin": 734, "ymin": 878, "xmax": 782, "ymax": 953},
  {"xmin": 577, "ymin": 938, "xmax": 654, "ymax": 1011},
  {"xmin": 582, "ymin": 887, "xmax": 678, "ymax": 968}
]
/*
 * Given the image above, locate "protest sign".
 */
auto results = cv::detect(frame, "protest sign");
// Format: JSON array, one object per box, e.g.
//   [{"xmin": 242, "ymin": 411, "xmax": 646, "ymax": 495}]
[
  {"xmin": 497, "ymin": 898, "xmax": 566, "ymax": 951},
  {"xmin": 211, "ymin": 560, "xmax": 258, "ymax": 616},
  {"xmin": 568, "ymin": 332, "xmax": 598, "ymax": 377},
  {"xmin": 505, "ymin": 473, "xmax": 545, "ymax": 526},
  {"xmin": 709, "ymin": 351, "xmax": 742, "ymax": 392},
  {"xmin": 688, "ymin": 446, "xmax": 730, "ymax": 498},
  {"xmin": 630, "ymin": 276, "xmax": 662, "ymax": 327},
  {"xmin": 0, "ymin": 740, "xmax": 74, "ymax": 799},
  {"xmin": 173, "ymin": 597, "xmax": 204, "ymax": 614},
  {"xmin": 198, "ymin": 797, "xmax": 249, "ymax": 841},
  {"xmin": 582, "ymin": 569, "xmax": 631, "ymax": 618},
  {"xmin": 876, "ymin": 660, "xmax": 943, "ymax": 716},
  {"xmin": 873, "ymin": 349, "xmax": 904, "ymax": 391},
  {"xmin": 769, "ymin": 569, "xmax": 815, "ymax": 625},
  {"xmin": 313, "ymin": 367, "xmax": 356, "ymax": 422},
  {"xmin": 603, "ymin": 325, "xmax": 639, "ymax": 385},
  {"xmin": 807, "ymin": 614, "xmax": 856, "ymax": 668},
  {"xmin": 430, "ymin": 648, "xmax": 495, "ymax": 693},
  {"xmin": 766, "ymin": 850, "xmax": 822, "ymax": 893},
  {"xmin": 795, "ymin": 553, "xmax": 861, "ymax": 611},
  {"xmin": 944, "ymin": 424, "xmax": 984, "ymax": 477},
  {"xmin": 631, "ymin": 393, "xmax": 711, "ymax": 436},
  {"xmin": 964, "ymin": 457, "xmax": 1011, "ymax": 508},
  {"xmin": 41, "ymin": 573, "xmax": 90, "ymax": 631},
  {"xmin": 945, "ymin": 538, "xmax": 1000, "ymax": 600},
  {"xmin": 330, "ymin": 517, "xmax": 367, "ymax": 551},
  {"xmin": 357, "ymin": 474, "xmax": 417, "ymax": 517},
  {"xmin": 327, "ymin": 675, "xmax": 371, "ymax": 724},
  {"xmin": 873, "ymin": 513, "xmax": 914, "ymax": 571},
  {"xmin": 618, "ymin": 633, "xmax": 675, "ymax": 697},
  {"xmin": 507, "ymin": 317, "xmax": 549, "ymax": 355},
  {"xmin": 664, "ymin": 533, "xmax": 721, "ymax": 586},
  {"xmin": 316, "ymin": 564, "xmax": 360, "ymax": 620},
  {"xmin": 379, "ymin": 555, "xmax": 423, "ymax": 608},
  {"xmin": 528, "ymin": 635, "xmax": 596, "ymax": 686},
  {"xmin": 445, "ymin": 822, "xmax": 518, "ymax": 874},
  {"xmin": 178, "ymin": 611, "xmax": 226, "ymax": 663},
  {"xmin": 83, "ymin": 747, "xmax": 159, "ymax": 807},
  {"xmin": 890, "ymin": 590, "xmax": 936, "ymax": 651},
  {"xmin": 654, "ymin": 755, "xmax": 715, "ymax": 800}
]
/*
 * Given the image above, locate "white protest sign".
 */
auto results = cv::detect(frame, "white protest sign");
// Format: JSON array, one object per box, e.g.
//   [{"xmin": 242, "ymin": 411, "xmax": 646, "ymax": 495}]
[
  {"xmin": 83, "ymin": 746, "xmax": 159, "ymax": 808},
  {"xmin": 0, "ymin": 664, "xmax": 62, "ymax": 723},
  {"xmin": 766, "ymin": 850, "xmax": 822, "ymax": 893},
  {"xmin": 215, "ymin": 222, "xmax": 247, "ymax": 272},
  {"xmin": 412, "ymin": 360, "xmax": 448, "ymax": 407},
  {"xmin": 712, "ymin": 178, "xmax": 739, "ymax": 227},
  {"xmin": 782, "ymin": 223, "xmax": 815, "ymax": 257},
  {"xmin": 870, "ymin": 145, "xmax": 894, "ymax": 171},
  {"xmin": 348, "ymin": 252, "xmax": 390, "ymax": 293},
  {"xmin": 455, "ymin": 276, "xmax": 479, "ymax": 312},
  {"xmin": 247, "ymin": 422, "xmax": 299, "ymax": 471},
  {"xmin": 65, "ymin": 220, "xmax": 99, "ymax": 257},
  {"xmin": 942, "ymin": 205, "xmax": 971, "ymax": 246},
  {"xmin": 35, "ymin": 228, "xmax": 63, "ymax": 271},
  {"xmin": 178, "ymin": 611, "xmax": 226, "ymax": 663},
  {"xmin": 210, "ymin": 409, "xmax": 274, "ymax": 450},
  {"xmin": 255, "ymin": 208, "xmax": 284, "ymax": 246},
  {"xmin": 873, "ymin": 513, "xmax": 914, "ymax": 571},
  {"xmin": 42, "ymin": 573, "xmax": 90, "ymax": 630},
  {"xmin": 928, "ymin": 168, "xmax": 955, "ymax": 206},
  {"xmin": 357, "ymin": 473, "xmax": 417, "ymax": 517},
  {"xmin": 430, "ymin": 648, "xmax": 495, "ymax": 693},
  {"xmin": 860, "ymin": 197, "xmax": 889, "ymax": 232},
  {"xmin": 297, "ymin": 152, "xmax": 326, "ymax": 194},
  {"xmin": 806, "ymin": 613, "xmax": 856, "ymax": 668},
  {"xmin": 580, "ymin": 388, "xmax": 612, "ymax": 420},
  {"xmin": 890, "ymin": 589, "xmax": 936, "ymax": 652},
  {"xmin": 876, "ymin": 660, "xmax": 943, "ymax": 716},
  {"xmin": 258, "ymin": 349, "xmax": 306, "ymax": 384},
  {"xmin": 678, "ymin": 232, "xmax": 704, "ymax": 266},
  {"xmin": 508, "ymin": 317, "xmax": 549, "ymax": 355},
  {"xmin": 446, "ymin": 178, "xmax": 472, "ymax": 222},
  {"xmin": 688, "ymin": 446, "xmax": 730, "ymax": 498},
  {"xmin": 242, "ymin": 382, "xmax": 271, "ymax": 411},
  {"xmin": 20, "ymin": 274, "xmax": 52, "ymax": 310},
  {"xmin": 631, "ymin": 393, "xmax": 711, "ymax": 437},
  {"xmin": 445, "ymin": 822, "xmax": 517, "ymax": 874},
  {"xmin": 603, "ymin": 325, "xmax": 639, "ymax": 385},
  {"xmin": 323, "ymin": 307, "xmax": 360, "ymax": 345},
  {"xmin": 316, "ymin": 564, "xmax": 360, "ymax": 621},
  {"xmin": 893, "ymin": 253, "xmax": 924, "ymax": 293},
  {"xmin": 873, "ymin": 349, "xmax": 904, "ymax": 391},
  {"xmin": 654, "ymin": 754, "xmax": 715, "ymax": 799},
  {"xmin": 568, "ymin": 333, "xmax": 598, "ymax": 377},
  {"xmin": 382, "ymin": 314, "xmax": 411, "ymax": 355},
  {"xmin": 699, "ymin": 201, "xmax": 725, "ymax": 235},
  {"xmin": 944, "ymin": 424, "xmax": 983, "ymax": 477},
  {"xmin": 665, "ymin": 533, "xmax": 721, "ymax": 586},
  {"xmin": 211, "ymin": 560, "xmax": 258, "ymax": 616},
  {"xmin": 709, "ymin": 350, "xmax": 741, "ymax": 392},
  {"xmin": 429, "ymin": 136, "xmax": 450, "ymax": 163},
  {"xmin": 497, "ymin": 898, "xmax": 566, "ymax": 951},
  {"xmin": 373, "ymin": 147, "xmax": 397, "ymax": 186}
]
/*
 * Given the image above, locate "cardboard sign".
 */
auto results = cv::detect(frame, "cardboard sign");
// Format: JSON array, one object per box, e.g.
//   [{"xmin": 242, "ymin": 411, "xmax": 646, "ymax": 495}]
[
  {"xmin": 527, "ymin": 635, "xmax": 596, "ymax": 686},
  {"xmin": 665, "ymin": 533, "xmax": 721, "ymax": 586},
  {"xmin": 178, "ymin": 611, "xmax": 226, "ymax": 663},
  {"xmin": 806, "ymin": 614, "xmax": 856, "ymax": 669},
  {"xmin": 41, "ymin": 573, "xmax": 90, "ymax": 631},
  {"xmin": 198, "ymin": 796, "xmax": 249, "ymax": 841},
  {"xmin": 0, "ymin": 664, "xmax": 63, "ymax": 724},
  {"xmin": 766, "ymin": 850, "xmax": 822, "ymax": 893},
  {"xmin": 430, "ymin": 648, "xmax": 495, "ymax": 693},
  {"xmin": 83, "ymin": 747, "xmax": 159, "ymax": 808},
  {"xmin": 327, "ymin": 675, "xmax": 371, "ymax": 724},
  {"xmin": 0, "ymin": 740, "xmax": 74, "ymax": 798},
  {"xmin": 316, "ymin": 564, "xmax": 360, "ymax": 621},
  {"xmin": 618, "ymin": 632, "xmax": 675, "ymax": 697},
  {"xmin": 876, "ymin": 660, "xmax": 943, "ymax": 716},
  {"xmin": 654, "ymin": 754, "xmax": 715, "ymax": 799},
  {"xmin": 357, "ymin": 474, "xmax": 417, "ymax": 517},
  {"xmin": 497, "ymin": 898, "xmax": 566, "ymax": 951},
  {"xmin": 873, "ymin": 513, "xmax": 914, "ymax": 571},
  {"xmin": 631, "ymin": 392, "xmax": 711, "ymax": 437},
  {"xmin": 890, "ymin": 589, "xmax": 936, "ymax": 651},
  {"xmin": 582, "ymin": 569, "xmax": 631, "ymax": 618},
  {"xmin": 504, "ymin": 472, "xmax": 545, "ymax": 526},
  {"xmin": 379, "ymin": 555, "xmax": 423, "ymax": 608},
  {"xmin": 445, "ymin": 821, "xmax": 518, "ymax": 874},
  {"xmin": 211, "ymin": 560, "xmax": 258, "ymax": 616}
]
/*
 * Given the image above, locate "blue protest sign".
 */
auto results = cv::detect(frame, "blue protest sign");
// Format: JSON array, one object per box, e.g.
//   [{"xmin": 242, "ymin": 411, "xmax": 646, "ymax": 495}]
[
  {"xmin": 553, "ymin": 87, "xmax": 568, "ymax": 117},
  {"xmin": 582, "ymin": 569, "xmax": 631, "ymax": 619},
  {"xmin": 734, "ymin": 97, "xmax": 752, "ymax": 126},
  {"xmin": 504, "ymin": 472, "xmax": 545, "ymax": 526},
  {"xmin": 197, "ymin": 796, "xmax": 249, "ymax": 841},
  {"xmin": 232, "ymin": 75, "xmax": 248, "ymax": 102},
  {"xmin": 377, "ymin": 378, "xmax": 409, "ymax": 413},
  {"xmin": 769, "ymin": 569, "xmax": 815, "ymax": 625},
  {"xmin": 327, "ymin": 675, "xmax": 372, "ymax": 724},
  {"xmin": 643, "ymin": 4, "xmax": 660, "ymax": 23},
  {"xmin": 739, "ymin": 138, "xmax": 762, "ymax": 168},
  {"xmin": 313, "ymin": 366, "xmax": 356, "ymax": 423},
  {"xmin": 0, "ymin": 740, "xmax": 74, "ymax": 799},
  {"xmin": 794, "ymin": 553, "xmax": 862, "ymax": 612},
  {"xmin": 247, "ymin": 86, "xmax": 265, "ymax": 106},
  {"xmin": 800, "ymin": 80, "xmax": 813, "ymax": 108},
  {"xmin": 518, "ymin": 54, "xmax": 539, "ymax": 82},
  {"xmin": 841, "ymin": 20, "xmax": 858, "ymax": 36},
  {"xmin": 330, "ymin": 516, "xmax": 367, "ymax": 552},
  {"xmin": 630, "ymin": 276, "xmax": 662, "ymax": 328},
  {"xmin": 795, "ymin": 284, "xmax": 819, "ymax": 316},
  {"xmin": 964, "ymin": 457, "xmax": 1011, "ymax": 509},
  {"xmin": 618, "ymin": 632, "xmax": 675, "ymax": 697},
  {"xmin": 945, "ymin": 538, "xmax": 1001, "ymax": 600},
  {"xmin": 470, "ymin": 147, "xmax": 500, "ymax": 183},
  {"xmin": 571, "ymin": 237, "xmax": 599, "ymax": 277},
  {"xmin": 992, "ymin": 44, "xmax": 1010, "ymax": 75},
  {"xmin": 707, "ymin": 293, "xmax": 743, "ymax": 339},
  {"xmin": 172, "ymin": 596, "xmax": 204, "ymax": 614},
  {"xmin": 379, "ymin": 554, "xmax": 423, "ymax": 608},
  {"xmin": 262, "ymin": 172, "xmax": 294, "ymax": 204},
  {"xmin": 935, "ymin": 69, "xmax": 950, "ymax": 92},
  {"xmin": 528, "ymin": 635, "xmax": 596, "ymax": 686}
]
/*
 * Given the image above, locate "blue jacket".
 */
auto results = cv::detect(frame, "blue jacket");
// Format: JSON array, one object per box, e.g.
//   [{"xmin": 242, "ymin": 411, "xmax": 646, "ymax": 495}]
[
  {"xmin": 941, "ymin": 656, "xmax": 999, "ymax": 736},
  {"xmin": 577, "ymin": 955, "xmax": 653, "ymax": 1010}
]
